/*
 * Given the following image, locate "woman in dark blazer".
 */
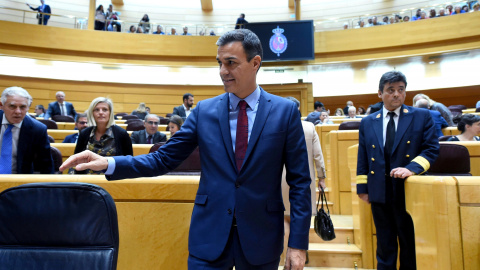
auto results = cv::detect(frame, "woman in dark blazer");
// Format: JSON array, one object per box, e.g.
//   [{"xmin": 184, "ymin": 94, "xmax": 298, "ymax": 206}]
[{"xmin": 74, "ymin": 97, "xmax": 133, "ymax": 174}]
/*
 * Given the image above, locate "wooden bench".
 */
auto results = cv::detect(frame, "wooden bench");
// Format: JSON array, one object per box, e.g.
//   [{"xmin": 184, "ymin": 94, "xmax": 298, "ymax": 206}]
[
  {"xmin": 0, "ymin": 175, "xmax": 199, "ymax": 270},
  {"xmin": 47, "ymin": 130, "xmax": 171, "ymax": 143}
]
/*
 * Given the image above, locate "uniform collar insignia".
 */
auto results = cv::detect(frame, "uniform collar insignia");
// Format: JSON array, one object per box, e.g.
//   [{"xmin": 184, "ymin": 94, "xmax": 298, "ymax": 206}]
[
  {"xmin": 403, "ymin": 108, "xmax": 409, "ymax": 113},
  {"xmin": 376, "ymin": 114, "xmax": 381, "ymax": 118}
]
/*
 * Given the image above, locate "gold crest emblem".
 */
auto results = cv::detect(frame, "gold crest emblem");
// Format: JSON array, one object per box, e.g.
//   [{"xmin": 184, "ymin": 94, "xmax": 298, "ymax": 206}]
[
  {"xmin": 403, "ymin": 108, "xmax": 409, "ymax": 113},
  {"xmin": 376, "ymin": 114, "xmax": 381, "ymax": 118}
]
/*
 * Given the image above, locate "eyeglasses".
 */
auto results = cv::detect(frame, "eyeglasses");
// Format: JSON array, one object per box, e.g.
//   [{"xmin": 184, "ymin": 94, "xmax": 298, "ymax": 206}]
[
  {"xmin": 78, "ymin": 121, "xmax": 88, "ymax": 125},
  {"xmin": 147, "ymin": 121, "xmax": 159, "ymax": 125}
]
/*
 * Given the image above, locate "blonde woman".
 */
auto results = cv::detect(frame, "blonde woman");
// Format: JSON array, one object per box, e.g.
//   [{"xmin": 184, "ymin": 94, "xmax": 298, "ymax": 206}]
[
  {"xmin": 74, "ymin": 97, "xmax": 133, "ymax": 174},
  {"xmin": 132, "ymin": 102, "xmax": 147, "ymax": 120}
]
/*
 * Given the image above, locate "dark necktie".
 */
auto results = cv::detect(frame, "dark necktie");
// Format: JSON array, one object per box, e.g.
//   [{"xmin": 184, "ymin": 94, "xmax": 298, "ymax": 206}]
[
  {"xmin": 384, "ymin": 112, "xmax": 396, "ymax": 171},
  {"xmin": 0, "ymin": 124, "xmax": 14, "ymax": 174},
  {"xmin": 147, "ymin": 135, "xmax": 152, "ymax": 144},
  {"xmin": 235, "ymin": 100, "xmax": 248, "ymax": 171}
]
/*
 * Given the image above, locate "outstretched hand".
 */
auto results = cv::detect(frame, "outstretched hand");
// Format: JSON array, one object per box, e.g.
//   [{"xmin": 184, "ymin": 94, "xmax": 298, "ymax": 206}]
[{"xmin": 59, "ymin": 150, "xmax": 109, "ymax": 172}]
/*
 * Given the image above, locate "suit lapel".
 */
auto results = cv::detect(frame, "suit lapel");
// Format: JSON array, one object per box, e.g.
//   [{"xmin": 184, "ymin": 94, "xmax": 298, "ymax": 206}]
[
  {"xmin": 217, "ymin": 94, "xmax": 236, "ymax": 170},
  {"xmin": 242, "ymin": 90, "xmax": 272, "ymax": 172},
  {"xmin": 17, "ymin": 115, "xmax": 33, "ymax": 173},
  {"xmin": 373, "ymin": 111, "xmax": 384, "ymax": 154},
  {"xmin": 392, "ymin": 105, "xmax": 413, "ymax": 154}
]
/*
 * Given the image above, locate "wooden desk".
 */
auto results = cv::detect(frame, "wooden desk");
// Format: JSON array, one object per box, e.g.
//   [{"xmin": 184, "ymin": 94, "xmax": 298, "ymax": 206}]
[{"xmin": 0, "ymin": 175, "xmax": 199, "ymax": 270}]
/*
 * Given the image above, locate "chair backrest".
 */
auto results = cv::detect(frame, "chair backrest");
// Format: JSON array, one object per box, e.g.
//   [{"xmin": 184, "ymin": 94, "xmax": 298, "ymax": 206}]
[
  {"xmin": 438, "ymin": 135, "xmax": 453, "ymax": 141},
  {"xmin": 52, "ymin": 115, "xmax": 75, "ymax": 122},
  {"xmin": 125, "ymin": 118, "xmax": 143, "ymax": 125},
  {"xmin": 37, "ymin": 119, "xmax": 58, "ymax": 129},
  {"xmin": 149, "ymin": 144, "xmax": 201, "ymax": 175},
  {"xmin": 449, "ymin": 108, "xmax": 463, "ymax": 118},
  {"xmin": 121, "ymin": 115, "xmax": 139, "ymax": 120},
  {"xmin": 50, "ymin": 146, "xmax": 63, "ymax": 173},
  {"xmin": 165, "ymin": 113, "xmax": 173, "ymax": 118},
  {"xmin": 160, "ymin": 118, "xmax": 169, "ymax": 125},
  {"xmin": 476, "ymin": 107, "xmax": 480, "ymax": 113},
  {"xmin": 0, "ymin": 182, "xmax": 119, "ymax": 270},
  {"xmin": 127, "ymin": 121, "xmax": 145, "ymax": 131},
  {"xmin": 339, "ymin": 121, "xmax": 361, "ymax": 130},
  {"xmin": 114, "ymin": 112, "xmax": 128, "ymax": 119},
  {"xmin": 428, "ymin": 143, "xmax": 471, "ymax": 176},
  {"xmin": 47, "ymin": 135, "xmax": 55, "ymax": 143}
]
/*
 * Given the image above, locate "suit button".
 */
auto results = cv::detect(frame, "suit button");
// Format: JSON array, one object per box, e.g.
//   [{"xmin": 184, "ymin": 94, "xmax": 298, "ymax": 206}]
[
  {"xmin": 371, "ymin": 171, "xmax": 375, "ymax": 175},
  {"xmin": 406, "ymin": 154, "xmax": 410, "ymax": 158},
  {"xmin": 407, "ymin": 141, "xmax": 411, "ymax": 144},
  {"xmin": 371, "ymin": 158, "xmax": 375, "ymax": 161},
  {"xmin": 372, "ymin": 145, "xmax": 375, "ymax": 148},
  {"xmin": 227, "ymin": 209, "xmax": 232, "ymax": 214}
]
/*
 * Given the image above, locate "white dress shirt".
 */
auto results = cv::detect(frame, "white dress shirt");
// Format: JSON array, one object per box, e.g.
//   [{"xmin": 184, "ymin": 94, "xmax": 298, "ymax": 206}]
[{"xmin": 382, "ymin": 106, "xmax": 401, "ymax": 146}]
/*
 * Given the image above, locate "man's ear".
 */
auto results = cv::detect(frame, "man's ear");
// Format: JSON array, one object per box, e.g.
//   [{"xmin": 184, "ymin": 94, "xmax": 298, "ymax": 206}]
[
  {"xmin": 252, "ymin": 55, "xmax": 262, "ymax": 71},
  {"xmin": 378, "ymin": 90, "xmax": 383, "ymax": 98}
]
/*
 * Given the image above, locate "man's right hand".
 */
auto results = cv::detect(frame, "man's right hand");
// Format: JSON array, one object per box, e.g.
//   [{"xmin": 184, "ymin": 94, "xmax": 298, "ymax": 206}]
[
  {"xmin": 59, "ymin": 150, "xmax": 109, "ymax": 172},
  {"xmin": 358, "ymin": 193, "xmax": 370, "ymax": 204}
]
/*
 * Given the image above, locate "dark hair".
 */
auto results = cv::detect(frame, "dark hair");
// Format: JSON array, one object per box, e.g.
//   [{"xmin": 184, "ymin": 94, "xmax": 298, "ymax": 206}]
[
  {"xmin": 285, "ymin": 97, "xmax": 300, "ymax": 108},
  {"xmin": 456, "ymin": 114, "xmax": 480, "ymax": 133},
  {"xmin": 168, "ymin": 115, "xmax": 184, "ymax": 129},
  {"xmin": 378, "ymin": 71, "xmax": 407, "ymax": 92},
  {"xmin": 96, "ymin": 5, "xmax": 103, "ymax": 11},
  {"xmin": 240, "ymin": 13, "xmax": 245, "ymax": 18},
  {"xmin": 35, "ymin": 104, "xmax": 45, "ymax": 113},
  {"xmin": 183, "ymin": 93, "xmax": 194, "ymax": 101},
  {"xmin": 314, "ymin": 101, "xmax": 324, "ymax": 110},
  {"xmin": 216, "ymin": 29, "xmax": 263, "ymax": 65},
  {"xmin": 142, "ymin": 14, "xmax": 149, "ymax": 22},
  {"xmin": 76, "ymin": 113, "xmax": 87, "ymax": 123}
]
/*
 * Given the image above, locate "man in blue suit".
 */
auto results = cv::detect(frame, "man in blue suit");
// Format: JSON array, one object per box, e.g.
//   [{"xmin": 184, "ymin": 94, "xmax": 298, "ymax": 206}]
[
  {"xmin": 44, "ymin": 91, "xmax": 77, "ymax": 120},
  {"xmin": 26, "ymin": 0, "xmax": 51, "ymax": 25},
  {"xmin": 62, "ymin": 113, "xmax": 88, "ymax": 143},
  {"xmin": 1, "ymin": 87, "xmax": 53, "ymax": 174},
  {"xmin": 356, "ymin": 71, "xmax": 439, "ymax": 270},
  {"xmin": 415, "ymin": 99, "xmax": 448, "ymax": 138},
  {"xmin": 60, "ymin": 29, "xmax": 311, "ymax": 270}
]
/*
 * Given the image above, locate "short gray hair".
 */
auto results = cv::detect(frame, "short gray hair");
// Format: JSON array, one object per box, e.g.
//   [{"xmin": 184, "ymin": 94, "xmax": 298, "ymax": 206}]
[
  {"xmin": 144, "ymin": 114, "xmax": 160, "ymax": 122},
  {"xmin": 86, "ymin": 97, "xmax": 115, "ymax": 128},
  {"xmin": 1, "ymin": 86, "xmax": 33, "ymax": 107}
]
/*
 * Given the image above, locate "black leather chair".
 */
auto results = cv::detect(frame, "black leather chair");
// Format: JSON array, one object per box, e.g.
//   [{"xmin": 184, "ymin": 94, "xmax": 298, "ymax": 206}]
[
  {"xmin": 476, "ymin": 107, "xmax": 480, "ymax": 113},
  {"xmin": 52, "ymin": 115, "xmax": 75, "ymax": 122},
  {"xmin": 439, "ymin": 135, "xmax": 453, "ymax": 141},
  {"xmin": 37, "ymin": 119, "xmax": 58, "ymax": 129},
  {"xmin": 47, "ymin": 134, "xmax": 55, "ymax": 143},
  {"xmin": 125, "ymin": 118, "xmax": 143, "ymax": 125},
  {"xmin": 339, "ymin": 121, "xmax": 361, "ymax": 130},
  {"xmin": 428, "ymin": 143, "xmax": 471, "ymax": 176},
  {"xmin": 0, "ymin": 182, "xmax": 119, "ymax": 269},
  {"xmin": 114, "ymin": 112, "xmax": 128, "ymax": 120},
  {"xmin": 160, "ymin": 118, "xmax": 169, "ymax": 125},
  {"xmin": 127, "ymin": 121, "xmax": 145, "ymax": 131},
  {"xmin": 121, "ymin": 115, "xmax": 139, "ymax": 120},
  {"xmin": 50, "ymin": 146, "xmax": 63, "ymax": 173},
  {"xmin": 165, "ymin": 113, "xmax": 173, "ymax": 118}
]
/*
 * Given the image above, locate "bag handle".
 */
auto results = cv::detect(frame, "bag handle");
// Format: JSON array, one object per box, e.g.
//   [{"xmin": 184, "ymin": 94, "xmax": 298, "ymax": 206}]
[{"xmin": 317, "ymin": 185, "xmax": 330, "ymax": 215}]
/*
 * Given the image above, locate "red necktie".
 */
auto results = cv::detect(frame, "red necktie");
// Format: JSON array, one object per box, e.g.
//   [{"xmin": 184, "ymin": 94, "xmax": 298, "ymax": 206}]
[{"xmin": 235, "ymin": 100, "xmax": 248, "ymax": 171}]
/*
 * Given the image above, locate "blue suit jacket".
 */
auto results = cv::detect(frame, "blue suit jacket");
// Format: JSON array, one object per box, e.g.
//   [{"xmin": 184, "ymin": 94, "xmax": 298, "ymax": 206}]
[
  {"xmin": 44, "ymin": 101, "xmax": 77, "ymax": 119},
  {"xmin": 356, "ymin": 105, "xmax": 439, "ymax": 203},
  {"xmin": 428, "ymin": 110, "xmax": 448, "ymax": 137},
  {"xmin": 62, "ymin": 133, "xmax": 79, "ymax": 143},
  {"xmin": 0, "ymin": 112, "xmax": 54, "ymax": 174},
  {"xmin": 107, "ymin": 89, "xmax": 312, "ymax": 264}
]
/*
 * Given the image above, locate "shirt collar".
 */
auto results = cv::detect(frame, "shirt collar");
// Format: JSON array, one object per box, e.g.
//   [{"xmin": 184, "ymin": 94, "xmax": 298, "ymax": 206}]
[
  {"xmin": 2, "ymin": 114, "xmax": 24, "ymax": 129},
  {"xmin": 183, "ymin": 104, "xmax": 191, "ymax": 112},
  {"xmin": 229, "ymin": 85, "xmax": 261, "ymax": 110},
  {"xmin": 382, "ymin": 105, "xmax": 402, "ymax": 118}
]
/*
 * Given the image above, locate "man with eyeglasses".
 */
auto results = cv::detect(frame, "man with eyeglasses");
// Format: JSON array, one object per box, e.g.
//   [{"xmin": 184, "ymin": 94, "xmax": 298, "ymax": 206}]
[
  {"xmin": 130, "ymin": 114, "xmax": 167, "ymax": 144},
  {"xmin": 63, "ymin": 113, "xmax": 88, "ymax": 143}
]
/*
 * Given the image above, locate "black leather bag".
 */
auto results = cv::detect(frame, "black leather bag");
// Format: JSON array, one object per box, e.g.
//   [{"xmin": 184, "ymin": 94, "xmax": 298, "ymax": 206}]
[{"xmin": 314, "ymin": 186, "xmax": 336, "ymax": 241}]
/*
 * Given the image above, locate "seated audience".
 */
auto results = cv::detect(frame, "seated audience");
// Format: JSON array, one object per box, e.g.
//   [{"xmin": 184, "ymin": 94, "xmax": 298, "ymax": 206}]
[
  {"xmin": 74, "ymin": 97, "xmax": 133, "ymax": 174},
  {"xmin": 446, "ymin": 5, "xmax": 453, "ymax": 14},
  {"xmin": 447, "ymin": 114, "xmax": 480, "ymax": 141},
  {"xmin": 372, "ymin": 16, "xmax": 385, "ymax": 26},
  {"xmin": 415, "ymin": 99, "xmax": 448, "ymax": 137},
  {"xmin": 429, "ymin": 9, "xmax": 437, "ymax": 18},
  {"xmin": 343, "ymin": 23, "xmax": 348, "ymax": 30},
  {"xmin": 357, "ymin": 106, "xmax": 366, "ymax": 115},
  {"xmin": 451, "ymin": 5, "xmax": 466, "ymax": 15},
  {"xmin": 138, "ymin": 14, "xmax": 150, "ymax": 33},
  {"xmin": 473, "ymin": 3, "xmax": 480, "ymax": 12},
  {"xmin": 131, "ymin": 114, "xmax": 167, "ymax": 144},
  {"xmin": 153, "ymin": 25, "xmax": 165, "ymax": 35},
  {"xmin": 235, "ymin": 13, "xmax": 248, "ymax": 29},
  {"xmin": 462, "ymin": 5, "xmax": 469, "ymax": 13},
  {"xmin": 412, "ymin": 9, "xmax": 422, "ymax": 21},
  {"xmin": 173, "ymin": 93, "xmax": 194, "ymax": 120},
  {"xmin": 395, "ymin": 14, "xmax": 402, "ymax": 23},
  {"xmin": 419, "ymin": 11, "xmax": 428, "ymax": 20},
  {"xmin": 132, "ymin": 102, "xmax": 147, "ymax": 120},
  {"xmin": 44, "ymin": 91, "xmax": 77, "ymax": 120},
  {"xmin": 94, "ymin": 4, "xmax": 106, "ymax": 31},
  {"xmin": 382, "ymin": 16, "xmax": 389, "ymax": 24},
  {"xmin": 34, "ymin": 104, "xmax": 45, "ymax": 117},
  {"xmin": 365, "ymin": 17, "xmax": 374, "ymax": 27},
  {"xmin": 168, "ymin": 115, "xmax": 183, "ymax": 137},
  {"xmin": 182, "ymin": 26, "xmax": 192, "ymax": 36},
  {"xmin": 0, "ymin": 87, "xmax": 53, "ymax": 174},
  {"xmin": 305, "ymin": 101, "xmax": 325, "ymax": 123},
  {"xmin": 437, "ymin": 8, "xmax": 448, "ymax": 17},
  {"xmin": 145, "ymin": 106, "xmax": 151, "ymax": 114},
  {"xmin": 169, "ymin": 27, "xmax": 178, "ymax": 35},
  {"xmin": 335, "ymin": 108, "xmax": 344, "ymax": 116},
  {"xmin": 199, "ymin": 30, "xmax": 205, "ymax": 36},
  {"xmin": 209, "ymin": 29, "xmax": 216, "ymax": 36},
  {"xmin": 315, "ymin": 111, "xmax": 333, "ymax": 125},
  {"xmin": 403, "ymin": 15, "xmax": 410, "ymax": 22},
  {"xmin": 63, "ymin": 113, "xmax": 88, "ymax": 143},
  {"xmin": 129, "ymin": 25, "xmax": 136, "ymax": 33},
  {"xmin": 136, "ymin": 26, "xmax": 144, "ymax": 34},
  {"xmin": 355, "ymin": 19, "xmax": 365, "ymax": 28},
  {"xmin": 389, "ymin": 17, "xmax": 395, "ymax": 24},
  {"xmin": 412, "ymin": 93, "xmax": 454, "ymax": 126},
  {"xmin": 343, "ymin": 100, "xmax": 353, "ymax": 115},
  {"xmin": 346, "ymin": 106, "xmax": 360, "ymax": 118}
]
